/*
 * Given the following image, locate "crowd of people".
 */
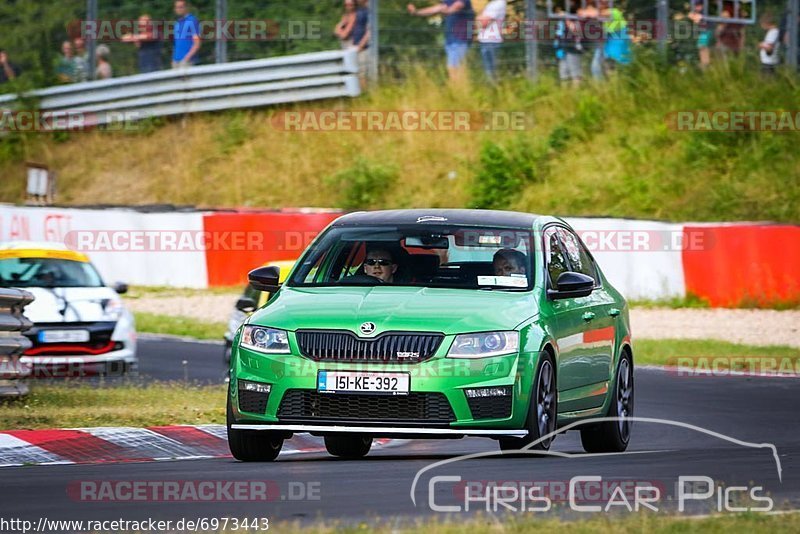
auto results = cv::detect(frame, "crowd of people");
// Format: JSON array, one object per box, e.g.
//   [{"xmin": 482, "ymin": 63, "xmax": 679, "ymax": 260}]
[{"xmin": 1, "ymin": 0, "xmax": 798, "ymax": 87}]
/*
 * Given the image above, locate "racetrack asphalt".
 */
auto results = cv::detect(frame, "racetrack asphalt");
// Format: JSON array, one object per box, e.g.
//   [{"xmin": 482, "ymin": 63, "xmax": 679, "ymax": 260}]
[{"xmin": 3, "ymin": 338, "xmax": 798, "ymax": 526}]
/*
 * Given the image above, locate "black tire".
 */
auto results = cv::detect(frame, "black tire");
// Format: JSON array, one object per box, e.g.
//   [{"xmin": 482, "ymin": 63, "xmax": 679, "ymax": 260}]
[
  {"xmin": 580, "ymin": 351, "xmax": 634, "ymax": 453},
  {"xmin": 499, "ymin": 352, "xmax": 557, "ymax": 453},
  {"xmin": 324, "ymin": 435, "xmax": 372, "ymax": 459},
  {"xmin": 226, "ymin": 390, "xmax": 283, "ymax": 462}
]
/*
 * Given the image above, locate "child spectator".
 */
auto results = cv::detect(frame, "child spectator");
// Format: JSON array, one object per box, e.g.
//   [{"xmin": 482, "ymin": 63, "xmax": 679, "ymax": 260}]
[
  {"xmin": 554, "ymin": 6, "xmax": 584, "ymax": 87},
  {"xmin": 689, "ymin": 0, "xmax": 712, "ymax": 69},
  {"xmin": 758, "ymin": 13, "xmax": 780, "ymax": 75}
]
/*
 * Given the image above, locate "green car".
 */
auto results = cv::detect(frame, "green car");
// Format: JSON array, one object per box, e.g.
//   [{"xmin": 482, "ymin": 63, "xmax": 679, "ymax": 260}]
[{"xmin": 227, "ymin": 209, "xmax": 633, "ymax": 461}]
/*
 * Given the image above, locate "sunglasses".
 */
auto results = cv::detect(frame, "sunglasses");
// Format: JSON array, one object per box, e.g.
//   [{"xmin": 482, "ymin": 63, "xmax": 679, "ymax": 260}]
[{"xmin": 364, "ymin": 258, "xmax": 393, "ymax": 266}]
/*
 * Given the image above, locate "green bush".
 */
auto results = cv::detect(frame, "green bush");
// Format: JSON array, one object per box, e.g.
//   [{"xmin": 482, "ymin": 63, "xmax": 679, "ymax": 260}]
[
  {"xmin": 326, "ymin": 157, "xmax": 398, "ymax": 210},
  {"xmin": 470, "ymin": 136, "xmax": 543, "ymax": 210}
]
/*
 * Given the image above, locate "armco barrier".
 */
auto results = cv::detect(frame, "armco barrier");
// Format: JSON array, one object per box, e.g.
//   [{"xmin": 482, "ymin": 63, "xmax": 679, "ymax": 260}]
[
  {"xmin": 0, "ymin": 50, "xmax": 360, "ymax": 127},
  {"xmin": 682, "ymin": 224, "xmax": 800, "ymax": 307},
  {"xmin": 0, "ymin": 288, "xmax": 34, "ymax": 396}
]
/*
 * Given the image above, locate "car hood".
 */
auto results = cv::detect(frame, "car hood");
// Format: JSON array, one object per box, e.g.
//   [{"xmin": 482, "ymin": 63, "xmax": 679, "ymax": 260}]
[
  {"xmin": 21, "ymin": 286, "xmax": 122, "ymax": 323},
  {"xmin": 249, "ymin": 286, "xmax": 537, "ymax": 335}
]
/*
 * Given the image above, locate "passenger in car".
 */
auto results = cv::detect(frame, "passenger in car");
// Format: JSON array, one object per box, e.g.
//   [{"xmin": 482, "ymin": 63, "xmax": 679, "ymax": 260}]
[{"xmin": 493, "ymin": 249, "xmax": 527, "ymax": 277}]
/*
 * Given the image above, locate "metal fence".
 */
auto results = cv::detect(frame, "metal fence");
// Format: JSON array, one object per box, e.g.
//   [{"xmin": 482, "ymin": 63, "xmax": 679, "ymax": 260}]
[
  {"xmin": 0, "ymin": 288, "xmax": 34, "ymax": 397},
  {"xmin": 0, "ymin": 49, "xmax": 360, "ymax": 126}
]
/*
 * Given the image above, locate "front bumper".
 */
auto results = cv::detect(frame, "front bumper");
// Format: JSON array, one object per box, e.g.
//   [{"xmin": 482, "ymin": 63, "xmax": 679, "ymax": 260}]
[{"xmin": 231, "ymin": 345, "xmax": 542, "ymax": 431}]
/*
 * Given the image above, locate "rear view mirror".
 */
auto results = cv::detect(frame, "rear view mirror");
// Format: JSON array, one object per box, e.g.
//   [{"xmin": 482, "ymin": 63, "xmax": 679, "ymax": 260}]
[
  {"xmin": 548, "ymin": 272, "xmax": 594, "ymax": 300},
  {"xmin": 248, "ymin": 266, "xmax": 281, "ymax": 293},
  {"xmin": 112, "ymin": 281, "xmax": 128, "ymax": 294}
]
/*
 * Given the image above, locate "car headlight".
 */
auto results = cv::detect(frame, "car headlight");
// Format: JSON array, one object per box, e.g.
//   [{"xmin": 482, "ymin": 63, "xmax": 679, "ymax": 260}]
[
  {"xmin": 240, "ymin": 325, "xmax": 291, "ymax": 354},
  {"xmin": 447, "ymin": 331, "xmax": 519, "ymax": 358},
  {"xmin": 102, "ymin": 298, "xmax": 124, "ymax": 321}
]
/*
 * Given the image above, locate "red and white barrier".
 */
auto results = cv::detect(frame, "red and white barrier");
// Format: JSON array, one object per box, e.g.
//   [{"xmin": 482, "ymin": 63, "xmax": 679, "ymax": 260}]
[{"xmin": 1, "ymin": 205, "xmax": 798, "ymax": 306}]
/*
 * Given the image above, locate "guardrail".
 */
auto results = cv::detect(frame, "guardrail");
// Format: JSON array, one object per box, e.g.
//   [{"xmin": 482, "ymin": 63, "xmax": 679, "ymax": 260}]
[
  {"xmin": 0, "ymin": 49, "xmax": 360, "ymax": 128},
  {"xmin": 0, "ymin": 288, "xmax": 34, "ymax": 396}
]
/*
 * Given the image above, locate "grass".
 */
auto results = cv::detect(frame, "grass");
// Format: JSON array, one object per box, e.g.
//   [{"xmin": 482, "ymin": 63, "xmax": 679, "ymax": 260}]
[
  {"xmin": 635, "ymin": 339, "xmax": 799, "ymax": 370},
  {"xmin": 0, "ymin": 383, "xmax": 225, "ymax": 430},
  {"xmin": 126, "ymin": 285, "xmax": 241, "ymax": 299},
  {"xmin": 0, "ymin": 58, "xmax": 798, "ymax": 222},
  {"xmin": 276, "ymin": 513, "xmax": 800, "ymax": 534},
  {"xmin": 134, "ymin": 311, "xmax": 227, "ymax": 340}
]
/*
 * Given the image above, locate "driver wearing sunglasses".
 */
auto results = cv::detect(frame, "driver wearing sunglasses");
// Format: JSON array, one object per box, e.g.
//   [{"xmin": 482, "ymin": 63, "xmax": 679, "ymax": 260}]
[{"xmin": 363, "ymin": 247, "xmax": 398, "ymax": 283}]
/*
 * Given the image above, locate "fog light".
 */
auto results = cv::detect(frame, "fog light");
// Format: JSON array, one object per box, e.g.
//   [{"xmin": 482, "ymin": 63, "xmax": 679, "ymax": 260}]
[
  {"xmin": 239, "ymin": 380, "xmax": 271, "ymax": 394},
  {"xmin": 465, "ymin": 386, "xmax": 511, "ymax": 398}
]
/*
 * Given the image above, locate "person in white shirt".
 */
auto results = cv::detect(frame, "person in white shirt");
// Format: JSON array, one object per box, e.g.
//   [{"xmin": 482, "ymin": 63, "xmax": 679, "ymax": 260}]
[
  {"xmin": 758, "ymin": 13, "xmax": 780, "ymax": 75},
  {"xmin": 477, "ymin": 0, "xmax": 506, "ymax": 82}
]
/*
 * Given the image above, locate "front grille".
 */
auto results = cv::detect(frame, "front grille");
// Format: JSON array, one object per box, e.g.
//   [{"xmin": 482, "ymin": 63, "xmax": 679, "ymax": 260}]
[
  {"xmin": 296, "ymin": 330, "xmax": 444, "ymax": 363},
  {"xmin": 278, "ymin": 389, "xmax": 455, "ymax": 425},
  {"xmin": 467, "ymin": 395, "xmax": 513, "ymax": 420},
  {"xmin": 238, "ymin": 383, "xmax": 270, "ymax": 414}
]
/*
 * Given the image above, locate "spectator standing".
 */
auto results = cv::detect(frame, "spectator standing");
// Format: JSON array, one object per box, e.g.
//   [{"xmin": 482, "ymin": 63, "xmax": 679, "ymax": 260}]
[
  {"xmin": 350, "ymin": 0, "xmax": 371, "ymax": 89},
  {"xmin": 554, "ymin": 5, "xmax": 584, "ymax": 86},
  {"xmin": 477, "ymin": 0, "xmax": 506, "ymax": 82},
  {"xmin": 758, "ymin": 13, "xmax": 780, "ymax": 75},
  {"xmin": 334, "ymin": 0, "xmax": 357, "ymax": 49},
  {"xmin": 579, "ymin": 0, "xmax": 604, "ymax": 80},
  {"xmin": 408, "ymin": 1, "xmax": 475, "ymax": 83},
  {"xmin": 688, "ymin": 0, "xmax": 712, "ymax": 69},
  {"xmin": 122, "ymin": 15, "xmax": 163, "ymax": 74},
  {"xmin": 72, "ymin": 37, "xmax": 89, "ymax": 82},
  {"xmin": 55, "ymin": 41, "xmax": 78, "ymax": 83},
  {"xmin": 715, "ymin": 3, "xmax": 745, "ymax": 56},
  {"xmin": 0, "ymin": 50, "xmax": 19, "ymax": 83},
  {"xmin": 95, "ymin": 44, "xmax": 113, "ymax": 79},
  {"xmin": 172, "ymin": 0, "xmax": 201, "ymax": 68},
  {"xmin": 602, "ymin": 0, "xmax": 630, "ymax": 69}
]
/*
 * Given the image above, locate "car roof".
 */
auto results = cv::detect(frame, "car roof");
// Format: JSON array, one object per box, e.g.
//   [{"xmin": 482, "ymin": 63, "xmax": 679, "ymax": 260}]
[
  {"xmin": 331, "ymin": 209, "xmax": 544, "ymax": 229},
  {"xmin": 0, "ymin": 241, "xmax": 89, "ymax": 263}
]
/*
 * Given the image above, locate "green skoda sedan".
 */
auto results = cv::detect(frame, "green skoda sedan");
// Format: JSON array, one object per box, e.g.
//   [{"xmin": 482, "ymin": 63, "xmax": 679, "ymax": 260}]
[{"xmin": 227, "ymin": 209, "xmax": 634, "ymax": 461}]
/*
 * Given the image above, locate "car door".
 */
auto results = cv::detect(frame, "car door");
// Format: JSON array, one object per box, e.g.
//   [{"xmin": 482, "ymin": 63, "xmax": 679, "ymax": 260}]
[{"xmin": 554, "ymin": 227, "xmax": 616, "ymax": 405}]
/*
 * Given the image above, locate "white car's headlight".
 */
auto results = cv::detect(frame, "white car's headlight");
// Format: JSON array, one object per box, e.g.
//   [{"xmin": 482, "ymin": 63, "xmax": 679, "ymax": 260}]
[
  {"xmin": 102, "ymin": 298, "xmax": 124, "ymax": 321},
  {"xmin": 240, "ymin": 325, "xmax": 291, "ymax": 354},
  {"xmin": 447, "ymin": 331, "xmax": 519, "ymax": 358}
]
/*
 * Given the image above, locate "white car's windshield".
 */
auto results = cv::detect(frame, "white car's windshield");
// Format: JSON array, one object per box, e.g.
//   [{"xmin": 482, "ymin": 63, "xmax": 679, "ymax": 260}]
[
  {"xmin": 289, "ymin": 225, "xmax": 534, "ymax": 290},
  {"xmin": 0, "ymin": 257, "xmax": 104, "ymax": 288}
]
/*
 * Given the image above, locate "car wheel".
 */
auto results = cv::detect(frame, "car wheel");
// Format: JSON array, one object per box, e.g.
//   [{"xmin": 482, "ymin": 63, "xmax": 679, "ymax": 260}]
[
  {"xmin": 226, "ymin": 388, "xmax": 283, "ymax": 462},
  {"xmin": 580, "ymin": 351, "xmax": 634, "ymax": 453},
  {"xmin": 499, "ymin": 352, "xmax": 557, "ymax": 453},
  {"xmin": 324, "ymin": 435, "xmax": 372, "ymax": 459}
]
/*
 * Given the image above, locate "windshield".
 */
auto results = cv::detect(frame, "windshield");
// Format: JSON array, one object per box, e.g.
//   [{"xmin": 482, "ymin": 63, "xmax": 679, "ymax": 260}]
[
  {"xmin": 289, "ymin": 225, "xmax": 534, "ymax": 290},
  {"xmin": 0, "ymin": 257, "xmax": 104, "ymax": 288}
]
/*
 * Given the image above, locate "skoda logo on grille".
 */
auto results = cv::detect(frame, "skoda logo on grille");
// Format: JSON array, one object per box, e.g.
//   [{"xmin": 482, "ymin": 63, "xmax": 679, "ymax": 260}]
[{"xmin": 359, "ymin": 322, "xmax": 377, "ymax": 336}]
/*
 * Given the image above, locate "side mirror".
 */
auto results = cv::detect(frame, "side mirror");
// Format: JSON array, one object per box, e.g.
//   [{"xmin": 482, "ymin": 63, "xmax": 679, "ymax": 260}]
[
  {"xmin": 235, "ymin": 297, "xmax": 257, "ymax": 313},
  {"xmin": 248, "ymin": 266, "xmax": 281, "ymax": 293},
  {"xmin": 548, "ymin": 272, "xmax": 594, "ymax": 300},
  {"xmin": 112, "ymin": 281, "xmax": 129, "ymax": 294}
]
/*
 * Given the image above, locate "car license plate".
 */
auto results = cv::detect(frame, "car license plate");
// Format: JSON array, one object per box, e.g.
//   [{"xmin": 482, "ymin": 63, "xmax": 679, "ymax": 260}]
[
  {"xmin": 38, "ymin": 329, "xmax": 91, "ymax": 343},
  {"xmin": 318, "ymin": 371, "xmax": 410, "ymax": 395}
]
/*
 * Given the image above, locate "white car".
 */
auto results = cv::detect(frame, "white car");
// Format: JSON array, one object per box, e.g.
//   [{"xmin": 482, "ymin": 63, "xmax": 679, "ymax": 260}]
[{"xmin": 0, "ymin": 241, "xmax": 137, "ymax": 378}]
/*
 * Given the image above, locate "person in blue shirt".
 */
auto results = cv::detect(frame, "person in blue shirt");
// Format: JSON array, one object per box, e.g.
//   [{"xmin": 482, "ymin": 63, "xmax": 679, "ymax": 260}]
[
  {"xmin": 172, "ymin": 0, "xmax": 201, "ymax": 68},
  {"xmin": 408, "ymin": 1, "xmax": 475, "ymax": 83}
]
